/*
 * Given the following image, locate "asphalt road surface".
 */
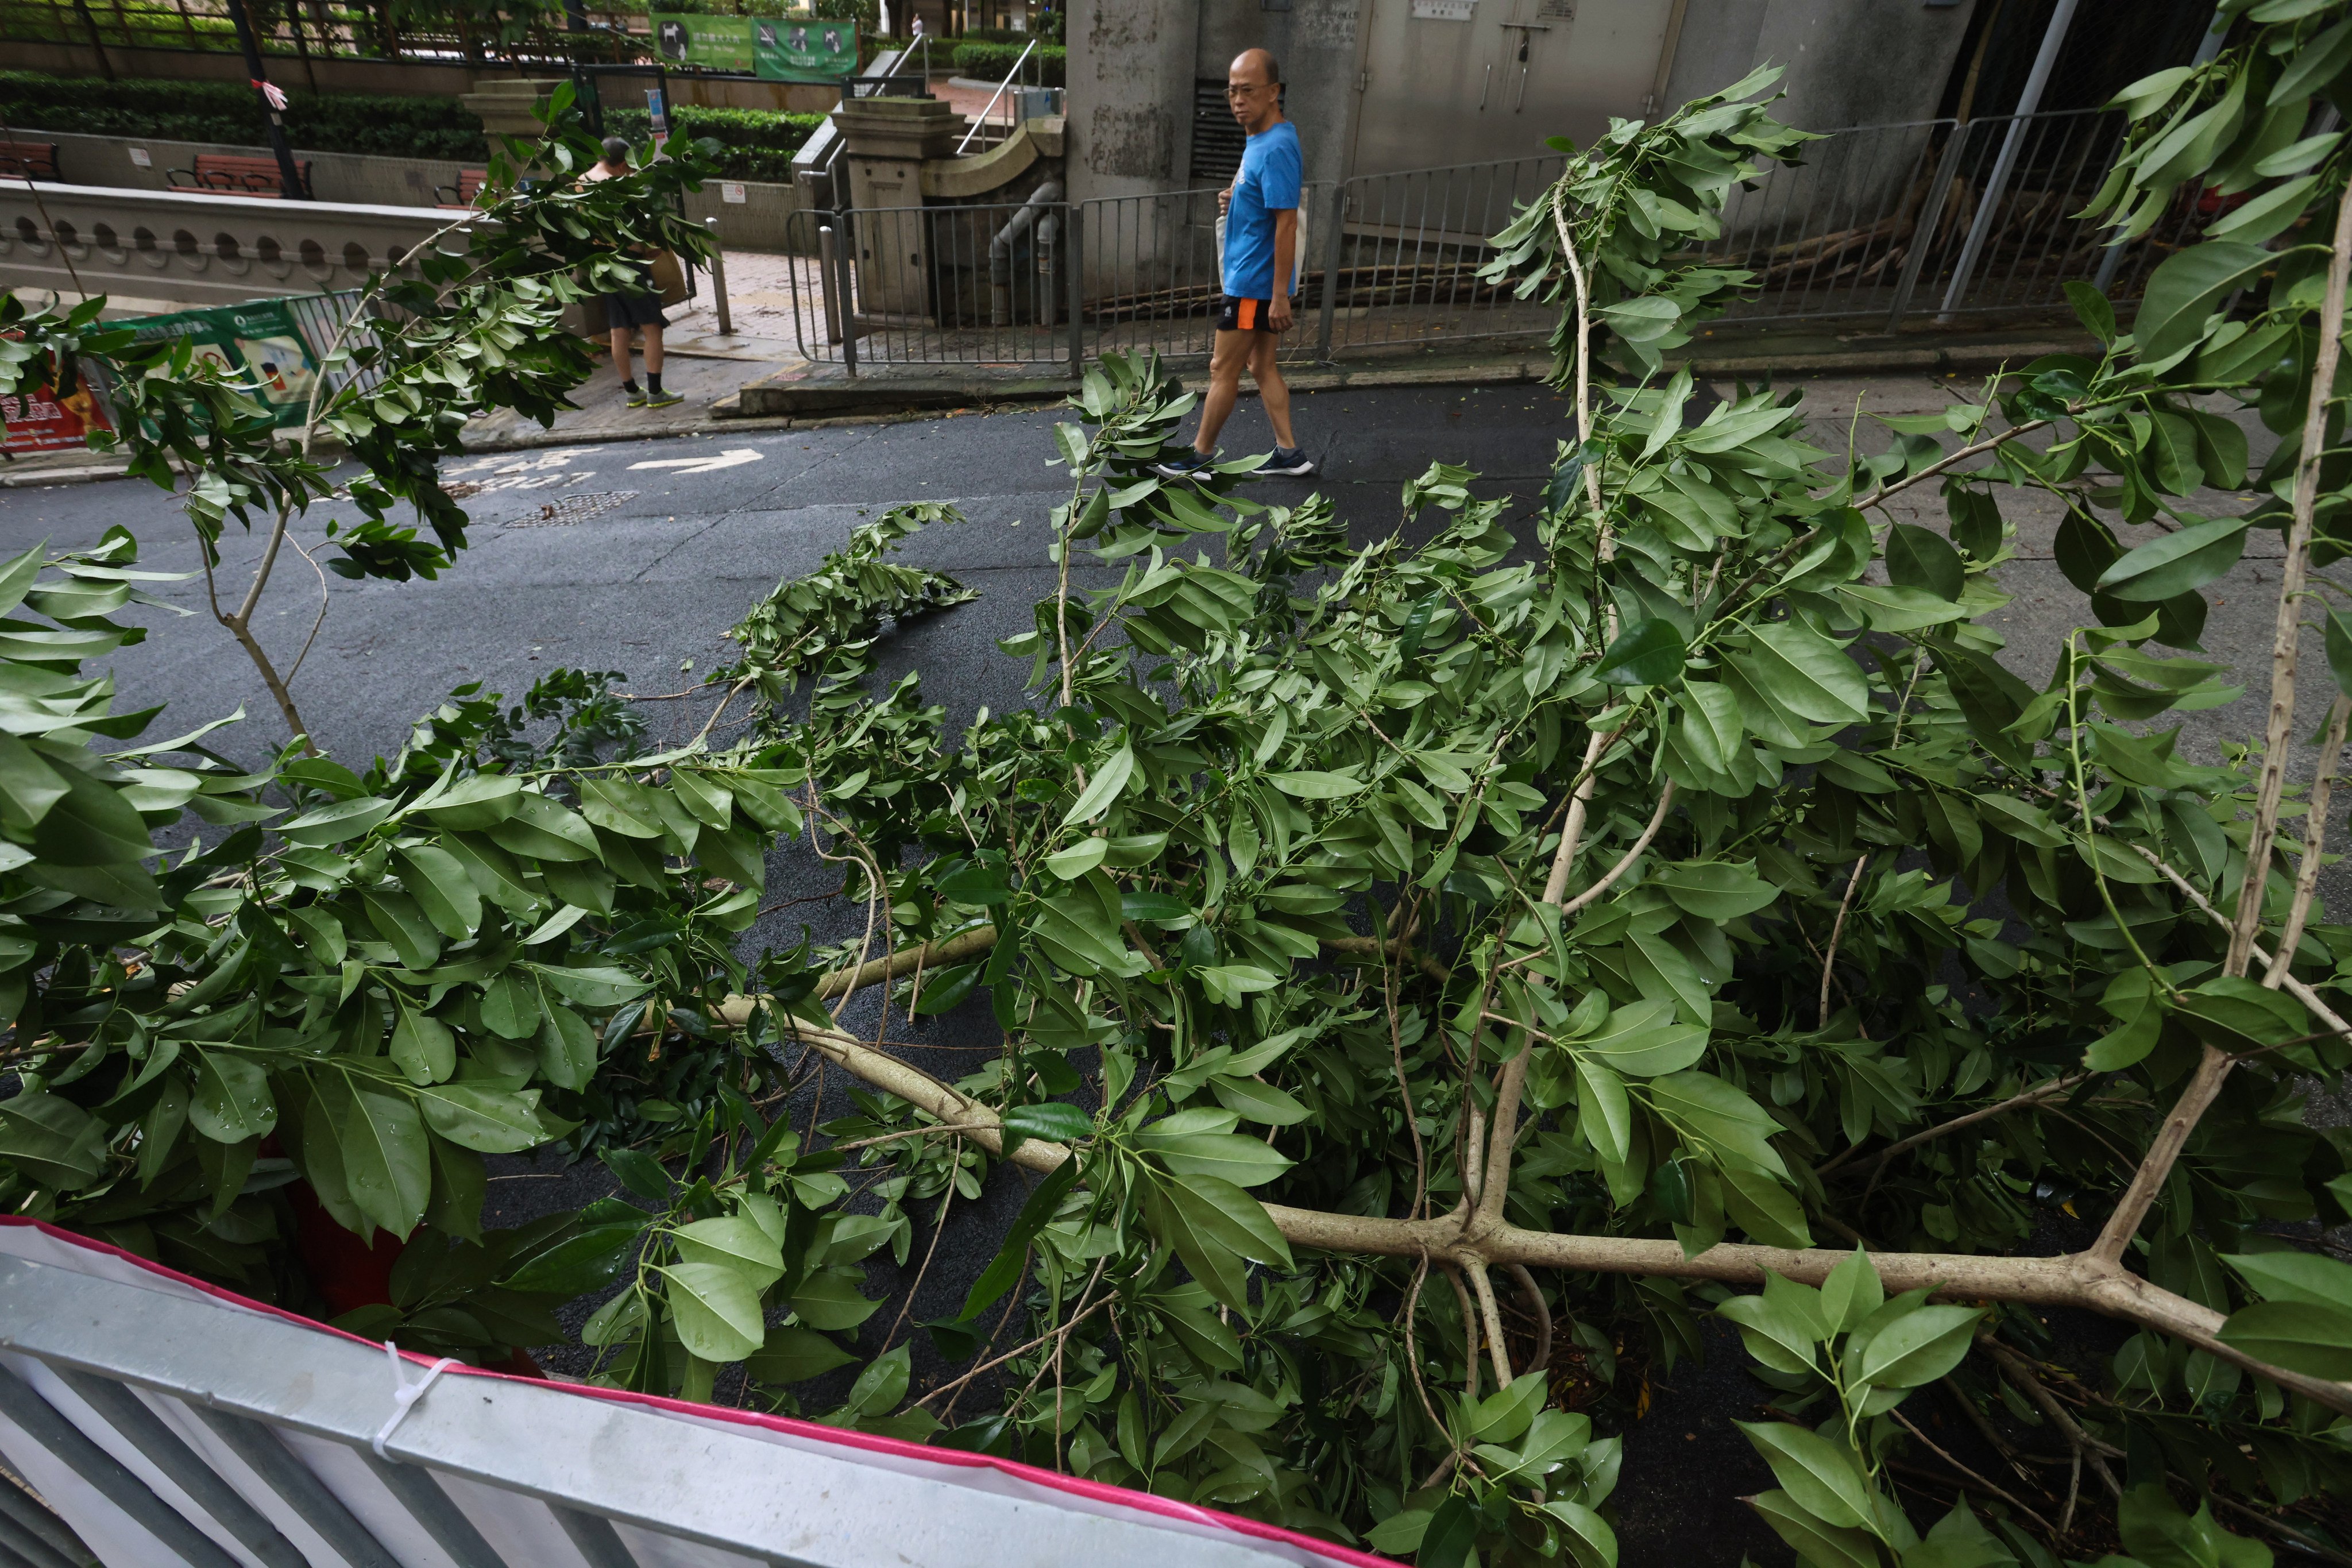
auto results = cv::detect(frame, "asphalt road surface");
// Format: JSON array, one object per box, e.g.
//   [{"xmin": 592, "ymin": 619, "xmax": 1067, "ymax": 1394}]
[{"xmin": 0, "ymin": 374, "xmax": 2312, "ymax": 1561}]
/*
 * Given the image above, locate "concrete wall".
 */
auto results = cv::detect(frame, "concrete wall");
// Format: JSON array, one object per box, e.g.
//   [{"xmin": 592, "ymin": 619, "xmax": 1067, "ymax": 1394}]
[
  {"xmin": 1195, "ymin": 0, "xmax": 1363, "ymax": 192},
  {"xmin": 1661, "ymin": 0, "xmax": 1981, "ymax": 130},
  {"xmin": 1063, "ymin": 0, "xmax": 1199, "ymax": 206},
  {"xmin": 6, "ymin": 39, "xmax": 840, "ymax": 118}
]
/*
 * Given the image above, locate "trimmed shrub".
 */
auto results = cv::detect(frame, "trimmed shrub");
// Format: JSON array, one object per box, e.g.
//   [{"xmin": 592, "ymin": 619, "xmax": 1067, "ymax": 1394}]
[
  {"xmin": 949, "ymin": 39, "xmax": 1064, "ymax": 86},
  {"xmin": 604, "ymin": 106, "xmax": 823, "ymax": 184},
  {"xmin": 0, "ymin": 70, "xmax": 485, "ymax": 159}
]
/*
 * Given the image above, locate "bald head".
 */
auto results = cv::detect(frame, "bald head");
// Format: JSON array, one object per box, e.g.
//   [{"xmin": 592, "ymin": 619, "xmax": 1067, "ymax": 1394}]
[{"xmin": 1231, "ymin": 47, "xmax": 1281, "ymax": 86}]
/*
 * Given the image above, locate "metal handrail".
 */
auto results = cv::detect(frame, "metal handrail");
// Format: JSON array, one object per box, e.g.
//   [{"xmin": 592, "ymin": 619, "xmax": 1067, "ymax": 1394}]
[{"xmin": 956, "ymin": 37, "xmax": 1038, "ymax": 155}]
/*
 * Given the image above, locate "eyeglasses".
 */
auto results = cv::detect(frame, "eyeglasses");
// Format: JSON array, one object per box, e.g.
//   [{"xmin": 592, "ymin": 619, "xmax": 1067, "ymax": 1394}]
[{"xmin": 1225, "ymin": 82, "xmax": 1275, "ymax": 98}]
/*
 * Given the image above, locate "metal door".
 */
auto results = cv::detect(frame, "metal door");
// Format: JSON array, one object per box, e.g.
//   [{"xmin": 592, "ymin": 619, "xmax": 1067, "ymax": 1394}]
[{"xmin": 1347, "ymin": 0, "xmax": 1678, "ymax": 180}]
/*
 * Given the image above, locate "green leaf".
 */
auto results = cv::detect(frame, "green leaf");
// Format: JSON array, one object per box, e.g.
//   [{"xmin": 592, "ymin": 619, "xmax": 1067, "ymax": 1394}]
[
  {"xmin": 1885, "ymin": 524, "xmax": 1964, "ymax": 601},
  {"xmin": 389, "ymin": 1001, "xmax": 456, "ymax": 1087},
  {"xmin": 188, "ymin": 1050, "xmax": 276, "ymax": 1143},
  {"xmin": 2094, "ymin": 516, "xmax": 2249, "ymax": 602},
  {"xmin": 1649, "ymin": 860, "xmax": 1779, "ymax": 920},
  {"xmin": 659, "ymin": 1261, "xmax": 766, "ymax": 1362},
  {"xmin": 1044, "ymin": 836, "xmax": 1110, "ymax": 879},
  {"xmin": 2133, "ymin": 243, "xmax": 2273, "ymax": 364},
  {"xmin": 279, "ymin": 795, "xmax": 397, "ymax": 848},
  {"xmin": 1061, "ymin": 744, "xmax": 1136, "ymax": 826},
  {"xmin": 1140, "ymin": 1171, "xmax": 1292, "ymax": 1312},
  {"xmin": 671, "ymin": 1214, "xmax": 786, "ymax": 1290},
  {"xmin": 2222, "ymin": 1250, "xmax": 2352, "ymax": 1310},
  {"xmin": 1818, "ymin": 1249, "xmax": 1884, "ymax": 1334},
  {"xmin": 1133, "ymin": 1126, "xmax": 1292, "ymax": 1187},
  {"xmin": 1577, "ymin": 998, "xmax": 1709, "ymax": 1076},
  {"xmin": 1210, "ymin": 1075, "xmax": 1310, "ymax": 1125},
  {"xmin": 393, "ymin": 845, "xmax": 482, "ymax": 941},
  {"xmin": 1574, "ymin": 1058, "xmax": 1633, "ymax": 1166},
  {"xmin": 2216, "ymin": 1299, "xmax": 2352, "ymax": 1380},
  {"xmin": 1266, "ymin": 770, "xmax": 1369, "ymax": 800},
  {"xmin": 343, "ymin": 1086, "xmax": 430, "ymax": 1239},
  {"xmin": 0, "ymin": 1091, "xmax": 109, "ymax": 1187},
  {"xmin": 1542, "ymin": 1500, "xmax": 1617, "ymax": 1568},
  {"xmin": 1749, "ymin": 1489, "xmax": 1884, "ymax": 1568},
  {"xmin": 789, "ymin": 1267, "xmax": 883, "ymax": 1330},
  {"xmin": 747, "ymin": 1324, "xmax": 857, "ymax": 1385},
  {"xmin": 1853, "ymin": 1302, "xmax": 1983, "ymax": 1389},
  {"xmin": 961, "ymin": 1157, "xmax": 1082, "ymax": 1321},
  {"xmin": 1595, "ymin": 617, "xmax": 1687, "ymax": 686},
  {"xmin": 1738, "ymin": 1422, "xmax": 1878, "ymax": 1530},
  {"xmin": 420, "ymin": 773, "xmax": 522, "ymax": 830},
  {"xmin": 1000, "ymin": 1101, "xmax": 1092, "ymax": 1158},
  {"xmin": 912, "ymin": 962, "xmax": 983, "ymax": 1016},
  {"xmin": 1739, "ymin": 620, "xmax": 1869, "ymax": 725},
  {"xmin": 1649, "ymin": 1071, "xmax": 1789, "ymax": 1179},
  {"xmin": 2064, "ymin": 280, "xmax": 2118, "ymax": 345},
  {"xmin": 414, "ymin": 1082, "xmax": 546, "ymax": 1153}
]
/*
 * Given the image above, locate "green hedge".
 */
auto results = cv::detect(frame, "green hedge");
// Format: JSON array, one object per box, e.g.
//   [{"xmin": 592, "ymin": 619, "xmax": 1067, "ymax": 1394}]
[
  {"xmin": 604, "ymin": 106, "xmax": 822, "ymax": 184},
  {"xmin": 0, "ymin": 71, "xmax": 485, "ymax": 159},
  {"xmin": 950, "ymin": 40, "xmax": 1064, "ymax": 87}
]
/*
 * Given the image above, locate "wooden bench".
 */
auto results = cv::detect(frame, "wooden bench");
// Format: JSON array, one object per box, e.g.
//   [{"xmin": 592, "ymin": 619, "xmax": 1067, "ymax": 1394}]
[
  {"xmin": 0, "ymin": 141, "xmax": 59, "ymax": 181},
  {"xmin": 434, "ymin": 168, "xmax": 490, "ymax": 209},
  {"xmin": 165, "ymin": 153, "xmax": 312, "ymax": 199}
]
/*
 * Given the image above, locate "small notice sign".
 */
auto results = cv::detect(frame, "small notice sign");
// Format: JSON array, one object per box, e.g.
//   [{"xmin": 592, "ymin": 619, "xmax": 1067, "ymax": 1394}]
[
  {"xmin": 1411, "ymin": 0, "xmax": 1475, "ymax": 16},
  {"xmin": 127, "ymin": 146, "xmax": 150, "ymax": 168},
  {"xmin": 721, "ymin": 181, "xmax": 747, "ymax": 204}
]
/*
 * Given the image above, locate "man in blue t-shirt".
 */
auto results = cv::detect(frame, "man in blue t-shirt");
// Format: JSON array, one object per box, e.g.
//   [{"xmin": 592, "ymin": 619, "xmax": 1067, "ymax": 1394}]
[{"xmin": 1154, "ymin": 48, "xmax": 1318, "ymax": 481}]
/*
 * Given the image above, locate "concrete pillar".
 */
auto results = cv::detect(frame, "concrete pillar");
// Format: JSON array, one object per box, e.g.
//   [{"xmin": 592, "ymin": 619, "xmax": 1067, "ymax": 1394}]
[
  {"xmin": 1064, "ymin": 0, "xmax": 1197, "ymax": 206},
  {"xmin": 831, "ymin": 95, "xmax": 964, "ymax": 320},
  {"xmin": 460, "ymin": 79, "xmax": 572, "ymax": 155}
]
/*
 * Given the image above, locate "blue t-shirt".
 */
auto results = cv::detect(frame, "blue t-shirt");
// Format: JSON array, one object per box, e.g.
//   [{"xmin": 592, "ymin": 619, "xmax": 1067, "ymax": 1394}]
[{"xmin": 1223, "ymin": 118, "xmax": 1303, "ymax": 300}]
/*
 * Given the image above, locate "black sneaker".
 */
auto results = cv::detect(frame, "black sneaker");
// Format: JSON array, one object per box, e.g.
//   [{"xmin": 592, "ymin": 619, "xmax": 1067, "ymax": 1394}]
[
  {"xmin": 1152, "ymin": 447, "xmax": 1215, "ymax": 480},
  {"xmin": 1253, "ymin": 446, "xmax": 1318, "ymax": 478}
]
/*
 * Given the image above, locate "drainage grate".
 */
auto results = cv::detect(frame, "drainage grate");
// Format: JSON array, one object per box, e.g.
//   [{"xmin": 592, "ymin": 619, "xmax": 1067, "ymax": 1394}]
[{"xmin": 511, "ymin": 489, "xmax": 640, "ymax": 527}]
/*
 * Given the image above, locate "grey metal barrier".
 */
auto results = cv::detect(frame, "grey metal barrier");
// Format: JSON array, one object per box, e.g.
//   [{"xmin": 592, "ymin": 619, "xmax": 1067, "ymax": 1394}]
[
  {"xmin": 1070, "ymin": 181, "xmax": 1333, "ymax": 366},
  {"xmin": 788, "ymin": 196, "xmax": 1083, "ymax": 372},
  {"xmin": 1315, "ymin": 155, "xmax": 1569, "ymax": 358},
  {"xmin": 283, "ymin": 288, "xmax": 393, "ymax": 403},
  {"xmin": 1693, "ymin": 109, "xmax": 2209, "ymax": 331},
  {"xmin": 0, "ymin": 1225, "xmax": 1365, "ymax": 1568}
]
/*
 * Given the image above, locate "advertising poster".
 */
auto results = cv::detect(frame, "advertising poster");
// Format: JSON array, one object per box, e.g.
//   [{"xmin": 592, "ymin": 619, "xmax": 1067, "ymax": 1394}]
[
  {"xmin": 754, "ymin": 18, "xmax": 858, "ymax": 80},
  {"xmin": 0, "ymin": 372, "xmax": 113, "ymax": 456},
  {"xmin": 648, "ymin": 13, "xmax": 758, "ymax": 72},
  {"xmin": 118, "ymin": 300, "xmax": 320, "ymax": 430}
]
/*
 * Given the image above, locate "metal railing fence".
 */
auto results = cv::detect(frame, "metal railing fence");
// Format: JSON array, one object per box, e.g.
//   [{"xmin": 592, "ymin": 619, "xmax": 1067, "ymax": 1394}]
[{"xmin": 785, "ymin": 107, "xmax": 2226, "ymax": 374}]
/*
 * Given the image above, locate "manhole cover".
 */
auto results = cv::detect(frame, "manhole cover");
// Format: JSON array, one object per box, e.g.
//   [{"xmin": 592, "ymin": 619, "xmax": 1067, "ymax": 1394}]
[{"xmin": 511, "ymin": 489, "xmax": 639, "ymax": 527}]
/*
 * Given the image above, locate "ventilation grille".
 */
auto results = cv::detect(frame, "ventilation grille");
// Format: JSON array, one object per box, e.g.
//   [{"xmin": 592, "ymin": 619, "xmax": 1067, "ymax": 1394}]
[
  {"xmin": 1191, "ymin": 80, "xmax": 1247, "ymax": 184},
  {"xmin": 511, "ymin": 489, "xmax": 639, "ymax": 527}
]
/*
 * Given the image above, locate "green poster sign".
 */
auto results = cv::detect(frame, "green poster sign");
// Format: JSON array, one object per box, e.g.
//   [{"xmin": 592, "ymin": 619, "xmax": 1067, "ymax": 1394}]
[
  {"xmin": 118, "ymin": 299, "xmax": 320, "ymax": 430},
  {"xmin": 752, "ymin": 18, "xmax": 859, "ymax": 81},
  {"xmin": 649, "ymin": 13, "xmax": 756, "ymax": 72},
  {"xmin": 646, "ymin": 13, "xmax": 859, "ymax": 80}
]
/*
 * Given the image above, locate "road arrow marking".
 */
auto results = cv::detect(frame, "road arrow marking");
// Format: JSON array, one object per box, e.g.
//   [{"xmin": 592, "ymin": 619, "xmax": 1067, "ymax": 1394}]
[{"xmin": 627, "ymin": 447, "xmax": 765, "ymax": 476}]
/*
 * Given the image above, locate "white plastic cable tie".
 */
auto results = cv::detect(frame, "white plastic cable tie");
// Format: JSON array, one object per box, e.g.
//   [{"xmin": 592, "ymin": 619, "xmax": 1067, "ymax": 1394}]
[{"xmin": 371, "ymin": 1341, "xmax": 460, "ymax": 1461}]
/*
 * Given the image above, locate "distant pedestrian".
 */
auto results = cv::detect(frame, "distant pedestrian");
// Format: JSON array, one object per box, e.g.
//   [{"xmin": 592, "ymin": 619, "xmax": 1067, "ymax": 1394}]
[
  {"xmin": 1156, "ymin": 48, "xmax": 1315, "ymax": 481},
  {"xmin": 583, "ymin": 137, "xmax": 682, "ymax": 410}
]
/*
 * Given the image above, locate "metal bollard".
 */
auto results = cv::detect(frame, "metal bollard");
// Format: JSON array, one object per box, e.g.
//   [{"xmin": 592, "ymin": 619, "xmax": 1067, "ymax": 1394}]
[
  {"xmin": 817, "ymin": 223, "xmax": 843, "ymax": 346},
  {"xmin": 704, "ymin": 217, "xmax": 731, "ymax": 338},
  {"xmin": 831, "ymin": 218, "xmax": 859, "ymax": 377}
]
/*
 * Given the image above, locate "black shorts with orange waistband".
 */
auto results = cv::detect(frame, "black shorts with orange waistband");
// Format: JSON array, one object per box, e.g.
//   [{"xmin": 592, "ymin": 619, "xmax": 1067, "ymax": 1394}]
[{"xmin": 1216, "ymin": 294, "xmax": 1286, "ymax": 334}]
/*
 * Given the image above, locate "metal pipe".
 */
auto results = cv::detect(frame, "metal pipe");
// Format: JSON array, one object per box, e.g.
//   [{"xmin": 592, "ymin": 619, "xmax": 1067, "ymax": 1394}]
[
  {"xmin": 1065, "ymin": 200, "xmax": 1084, "ymax": 377},
  {"xmin": 1934, "ymin": 0, "xmax": 2084, "ymax": 320},
  {"xmin": 834, "ymin": 215, "xmax": 859, "ymax": 377},
  {"xmin": 0, "ymin": 1365, "xmax": 240, "ymax": 1568},
  {"xmin": 704, "ymin": 216, "xmax": 731, "ymax": 337},
  {"xmin": 1315, "ymin": 179, "xmax": 1346, "ymax": 361},
  {"xmin": 818, "ymin": 222, "xmax": 843, "ymax": 346},
  {"xmin": 989, "ymin": 179, "xmax": 1063, "ymax": 325},
  {"xmin": 957, "ymin": 37, "xmax": 1038, "ymax": 155},
  {"xmin": 1036, "ymin": 208, "xmax": 1059, "ymax": 329}
]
